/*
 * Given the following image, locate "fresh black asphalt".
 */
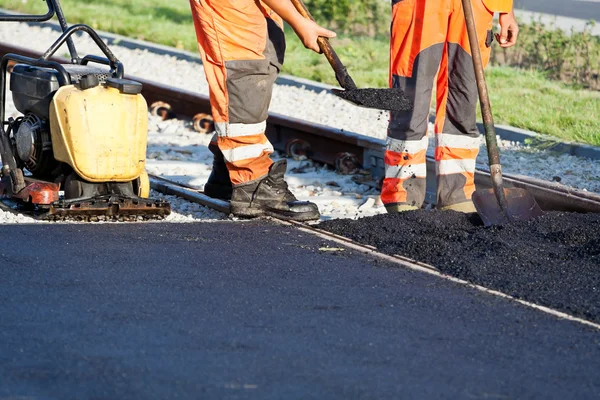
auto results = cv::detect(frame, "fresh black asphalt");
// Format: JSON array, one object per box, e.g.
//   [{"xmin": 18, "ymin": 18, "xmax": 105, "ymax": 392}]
[
  {"xmin": 1, "ymin": 221, "xmax": 599, "ymax": 399},
  {"xmin": 515, "ymin": 0, "xmax": 600, "ymax": 21}
]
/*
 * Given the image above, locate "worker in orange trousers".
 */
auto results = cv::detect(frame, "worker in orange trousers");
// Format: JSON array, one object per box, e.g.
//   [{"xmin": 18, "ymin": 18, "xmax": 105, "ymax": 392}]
[
  {"xmin": 382, "ymin": 0, "xmax": 519, "ymax": 213},
  {"xmin": 189, "ymin": 0, "xmax": 335, "ymax": 221}
]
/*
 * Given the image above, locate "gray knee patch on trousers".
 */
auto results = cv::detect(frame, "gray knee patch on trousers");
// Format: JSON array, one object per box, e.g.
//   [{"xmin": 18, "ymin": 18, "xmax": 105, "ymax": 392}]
[{"xmin": 224, "ymin": 18, "xmax": 285, "ymax": 125}]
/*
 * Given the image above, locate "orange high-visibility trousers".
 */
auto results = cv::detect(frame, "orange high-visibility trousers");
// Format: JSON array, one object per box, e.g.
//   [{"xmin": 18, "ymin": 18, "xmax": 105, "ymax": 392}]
[
  {"xmin": 382, "ymin": 0, "xmax": 508, "ymax": 210},
  {"xmin": 189, "ymin": 0, "xmax": 285, "ymax": 185}
]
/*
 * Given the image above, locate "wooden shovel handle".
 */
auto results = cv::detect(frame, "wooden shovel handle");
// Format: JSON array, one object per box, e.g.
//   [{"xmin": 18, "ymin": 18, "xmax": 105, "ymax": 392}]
[
  {"xmin": 289, "ymin": 0, "xmax": 356, "ymax": 89},
  {"xmin": 461, "ymin": 0, "xmax": 509, "ymax": 213}
]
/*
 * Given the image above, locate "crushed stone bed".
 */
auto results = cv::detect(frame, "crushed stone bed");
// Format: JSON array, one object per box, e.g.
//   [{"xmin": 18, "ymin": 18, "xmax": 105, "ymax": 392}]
[{"xmin": 318, "ymin": 210, "xmax": 600, "ymax": 323}]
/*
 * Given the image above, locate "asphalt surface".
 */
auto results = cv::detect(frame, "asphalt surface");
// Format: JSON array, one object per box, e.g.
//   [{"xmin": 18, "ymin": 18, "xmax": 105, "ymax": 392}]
[
  {"xmin": 515, "ymin": 0, "xmax": 600, "ymax": 21},
  {"xmin": 1, "ymin": 221, "xmax": 600, "ymax": 400}
]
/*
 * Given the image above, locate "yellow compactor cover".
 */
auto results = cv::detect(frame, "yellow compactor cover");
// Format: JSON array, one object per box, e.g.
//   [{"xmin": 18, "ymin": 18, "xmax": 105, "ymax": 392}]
[{"xmin": 50, "ymin": 85, "xmax": 148, "ymax": 182}]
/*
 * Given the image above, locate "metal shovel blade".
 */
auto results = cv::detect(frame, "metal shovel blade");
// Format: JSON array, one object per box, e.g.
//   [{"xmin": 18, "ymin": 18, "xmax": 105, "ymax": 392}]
[
  {"xmin": 473, "ymin": 187, "xmax": 544, "ymax": 227},
  {"xmin": 331, "ymin": 88, "xmax": 413, "ymax": 112}
]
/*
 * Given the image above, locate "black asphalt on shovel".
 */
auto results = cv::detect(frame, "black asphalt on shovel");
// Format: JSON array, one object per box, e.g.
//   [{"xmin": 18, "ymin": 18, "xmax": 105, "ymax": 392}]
[
  {"xmin": 461, "ymin": 0, "xmax": 543, "ymax": 226},
  {"xmin": 290, "ymin": 0, "xmax": 412, "ymax": 112}
]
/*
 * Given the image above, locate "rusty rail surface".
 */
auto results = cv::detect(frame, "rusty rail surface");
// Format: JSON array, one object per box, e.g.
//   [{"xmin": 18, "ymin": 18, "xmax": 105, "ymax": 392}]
[{"xmin": 1, "ymin": 42, "xmax": 599, "ymax": 214}]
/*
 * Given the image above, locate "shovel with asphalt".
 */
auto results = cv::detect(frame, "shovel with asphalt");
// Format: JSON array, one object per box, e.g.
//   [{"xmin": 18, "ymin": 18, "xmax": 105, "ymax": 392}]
[
  {"xmin": 290, "ymin": 0, "xmax": 412, "ymax": 112},
  {"xmin": 461, "ymin": 0, "xmax": 543, "ymax": 226}
]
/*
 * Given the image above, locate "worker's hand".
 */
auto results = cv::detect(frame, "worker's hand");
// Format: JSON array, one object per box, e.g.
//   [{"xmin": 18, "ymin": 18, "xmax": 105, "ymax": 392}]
[
  {"xmin": 496, "ymin": 11, "xmax": 519, "ymax": 47},
  {"xmin": 291, "ymin": 18, "xmax": 336, "ymax": 53}
]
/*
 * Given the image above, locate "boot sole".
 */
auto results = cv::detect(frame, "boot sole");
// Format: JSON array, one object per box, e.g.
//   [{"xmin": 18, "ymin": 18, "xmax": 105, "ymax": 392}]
[{"xmin": 230, "ymin": 202, "xmax": 320, "ymax": 222}]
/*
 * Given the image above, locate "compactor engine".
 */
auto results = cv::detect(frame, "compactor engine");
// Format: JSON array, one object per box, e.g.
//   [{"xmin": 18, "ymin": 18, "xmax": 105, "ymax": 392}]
[{"xmin": 0, "ymin": 0, "xmax": 170, "ymax": 220}]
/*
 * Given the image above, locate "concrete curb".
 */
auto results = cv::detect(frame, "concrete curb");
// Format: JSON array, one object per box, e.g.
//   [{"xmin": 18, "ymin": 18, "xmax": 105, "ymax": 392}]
[
  {"xmin": 489, "ymin": 124, "xmax": 600, "ymax": 161},
  {"xmin": 3, "ymin": 8, "xmax": 598, "ymax": 160}
]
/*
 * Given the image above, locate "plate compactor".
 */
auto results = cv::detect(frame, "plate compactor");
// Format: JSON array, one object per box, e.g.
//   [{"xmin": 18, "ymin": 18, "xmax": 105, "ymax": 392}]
[{"xmin": 0, "ymin": 0, "xmax": 170, "ymax": 220}]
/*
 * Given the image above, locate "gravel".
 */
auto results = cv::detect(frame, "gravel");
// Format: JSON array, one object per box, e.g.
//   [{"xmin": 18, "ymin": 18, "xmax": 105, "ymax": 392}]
[
  {"xmin": 145, "ymin": 115, "xmax": 386, "ymax": 220},
  {"xmin": 0, "ymin": 207, "xmax": 44, "ymax": 224},
  {"xmin": 319, "ymin": 209, "xmax": 600, "ymax": 323},
  {"xmin": 1, "ymin": 21, "xmax": 599, "ymax": 225}
]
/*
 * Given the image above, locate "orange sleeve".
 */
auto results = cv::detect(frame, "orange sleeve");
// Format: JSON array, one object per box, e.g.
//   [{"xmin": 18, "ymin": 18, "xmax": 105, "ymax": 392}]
[{"xmin": 481, "ymin": 0, "xmax": 513, "ymax": 13}]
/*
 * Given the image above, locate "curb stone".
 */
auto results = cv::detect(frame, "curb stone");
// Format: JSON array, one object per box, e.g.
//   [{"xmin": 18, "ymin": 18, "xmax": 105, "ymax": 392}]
[
  {"xmin": 489, "ymin": 124, "xmax": 600, "ymax": 161},
  {"xmin": 3, "ymin": 8, "xmax": 598, "ymax": 160}
]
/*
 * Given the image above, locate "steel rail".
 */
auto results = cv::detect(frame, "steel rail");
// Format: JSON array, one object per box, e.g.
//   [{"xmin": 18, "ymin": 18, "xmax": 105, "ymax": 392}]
[{"xmin": 1, "ymin": 42, "xmax": 599, "ymax": 213}]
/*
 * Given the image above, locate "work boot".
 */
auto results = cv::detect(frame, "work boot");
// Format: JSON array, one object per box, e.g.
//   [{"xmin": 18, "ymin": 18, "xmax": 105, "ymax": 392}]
[
  {"xmin": 204, "ymin": 141, "xmax": 233, "ymax": 200},
  {"xmin": 230, "ymin": 160, "xmax": 320, "ymax": 221}
]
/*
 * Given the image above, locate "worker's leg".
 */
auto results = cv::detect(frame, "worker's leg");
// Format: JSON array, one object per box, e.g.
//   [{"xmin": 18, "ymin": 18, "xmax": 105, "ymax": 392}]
[
  {"xmin": 189, "ymin": 0, "xmax": 282, "ymax": 186},
  {"xmin": 434, "ymin": 0, "xmax": 494, "ymax": 211},
  {"xmin": 204, "ymin": 134, "xmax": 232, "ymax": 199},
  {"xmin": 190, "ymin": 0, "xmax": 319, "ymax": 220},
  {"xmin": 383, "ymin": 0, "xmax": 450, "ymax": 212}
]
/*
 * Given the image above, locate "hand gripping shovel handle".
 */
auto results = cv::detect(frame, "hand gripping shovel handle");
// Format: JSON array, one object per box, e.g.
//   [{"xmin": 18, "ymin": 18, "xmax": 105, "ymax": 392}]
[
  {"xmin": 461, "ymin": 0, "xmax": 509, "ymax": 213},
  {"xmin": 289, "ymin": 0, "xmax": 357, "ymax": 90}
]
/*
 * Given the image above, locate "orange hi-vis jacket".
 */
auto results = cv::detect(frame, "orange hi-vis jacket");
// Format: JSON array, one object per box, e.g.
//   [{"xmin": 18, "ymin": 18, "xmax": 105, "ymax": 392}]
[{"xmin": 383, "ymin": 0, "xmax": 512, "ymax": 210}]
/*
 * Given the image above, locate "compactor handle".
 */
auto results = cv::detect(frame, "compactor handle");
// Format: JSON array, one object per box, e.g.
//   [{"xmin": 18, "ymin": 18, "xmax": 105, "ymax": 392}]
[
  {"xmin": 0, "ymin": 0, "xmax": 79, "ymax": 63},
  {"xmin": 43, "ymin": 24, "xmax": 125, "ymax": 78},
  {"xmin": 0, "ymin": 0, "xmax": 55, "ymax": 22}
]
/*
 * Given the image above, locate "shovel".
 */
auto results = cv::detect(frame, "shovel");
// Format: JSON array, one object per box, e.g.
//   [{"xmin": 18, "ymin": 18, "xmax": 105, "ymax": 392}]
[
  {"xmin": 289, "ymin": 0, "xmax": 412, "ymax": 112},
  {"xmin": 461, "ymin": 0, "xmax": 543, "ymax": 226}
]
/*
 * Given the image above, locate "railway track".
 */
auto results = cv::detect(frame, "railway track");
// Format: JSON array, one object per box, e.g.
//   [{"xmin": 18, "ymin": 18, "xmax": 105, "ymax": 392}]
[{"xmin": 1, "ymin": 42, "xmax": 600, "ymax": 214}]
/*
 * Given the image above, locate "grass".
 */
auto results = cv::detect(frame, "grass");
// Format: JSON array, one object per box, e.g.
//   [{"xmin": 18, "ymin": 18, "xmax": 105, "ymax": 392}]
[
  {"xmin": 485, "ymin": 67, "xmax": 600, "ymax": 146},
  {"xmin": 1, "ymin": 0, "xmax": 599, "ymax": 146}
]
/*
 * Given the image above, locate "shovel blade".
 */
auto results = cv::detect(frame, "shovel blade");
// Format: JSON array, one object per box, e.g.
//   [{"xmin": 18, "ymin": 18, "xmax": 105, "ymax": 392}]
[
  {"xmin": 331, "ymin": 88, "xmax": 413, "ymax": 112},
  {"xmin": 473, "ymin": 187, "xmax": 544, "ymax": 227}
]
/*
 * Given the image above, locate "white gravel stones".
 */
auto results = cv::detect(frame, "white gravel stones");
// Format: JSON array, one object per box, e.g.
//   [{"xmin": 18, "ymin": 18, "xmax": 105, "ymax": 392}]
[
  {"xmin": 480, "ymin": 139, "xmax": 600, "ymax": 194},
  {"xmin": 1, "ymin": 21, "xmax": 599, "ymax": 225},
  {"xmin": 146, "ymin": 115, "xmax": 386, "ymax": 220},
  {"xmin": 0, "ymin": 207, "xmax": 39, "ymax": 224},
  {"xmin": 151, "ymin": 191, "xmax": 226, "ymax": 222}
]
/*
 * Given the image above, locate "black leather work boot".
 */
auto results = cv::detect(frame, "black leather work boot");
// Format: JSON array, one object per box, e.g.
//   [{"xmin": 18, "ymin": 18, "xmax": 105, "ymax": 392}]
[
  {"xmin": 230, "ymin": 160, "xmax": 320, "ymax": 221},
  {"xmin": 204, "ymin": 141, "xmax": 233, "ymax": 200}
]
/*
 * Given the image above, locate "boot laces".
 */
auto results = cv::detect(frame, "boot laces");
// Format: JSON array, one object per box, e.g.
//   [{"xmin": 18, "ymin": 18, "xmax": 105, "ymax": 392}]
[
  {"xmin": 269, "ymin": 177, "xmax": 296, "ymax": 201},
  {"xmin": 272, "ymin": 179, "xmax": 289, "ymax": 194}
]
